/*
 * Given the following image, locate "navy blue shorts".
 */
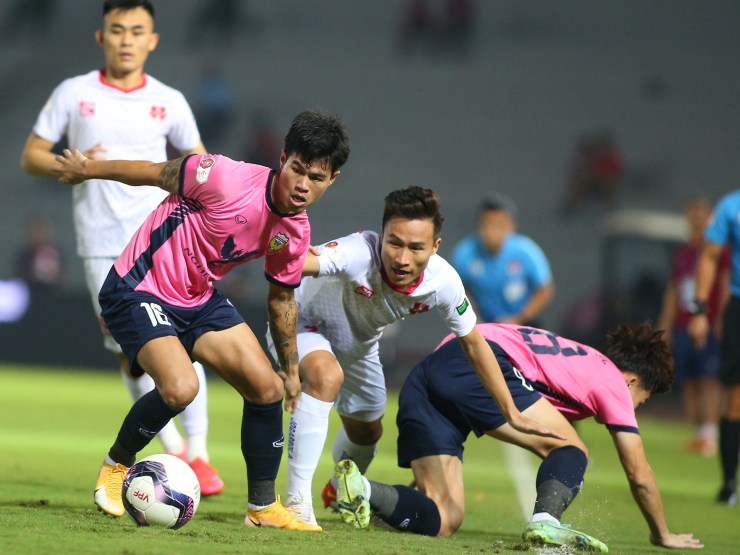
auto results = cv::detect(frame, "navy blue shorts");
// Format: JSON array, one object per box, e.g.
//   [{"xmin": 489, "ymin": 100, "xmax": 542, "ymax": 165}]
[
  {"xmin": 99, "ymin": 267, "xmax": 244, "ymax": 377},
  {"xmin": 672, "ymin": 328, "xmax": 720, "ymax": 385},
  {"xmin": 396, "ymin": 338, "xmax": 541, "ymax": 468}
]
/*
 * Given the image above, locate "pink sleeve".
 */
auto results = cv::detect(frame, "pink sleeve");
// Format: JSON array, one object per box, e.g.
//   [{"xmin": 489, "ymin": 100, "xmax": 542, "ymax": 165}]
[
  {"xmin": 264, "ymin": 221, "xmax": 310, "ymax": 289},
  {"xmin": 179, "ymin": 154, "xmax": 233, "ymax": 204}
]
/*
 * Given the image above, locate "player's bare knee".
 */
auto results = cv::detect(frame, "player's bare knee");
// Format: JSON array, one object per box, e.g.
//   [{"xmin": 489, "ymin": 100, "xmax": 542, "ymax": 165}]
[
  {"xmin": 438, "ymin": 505, "xmax": 463, "ymax": 537},
  {"xmin": 301, "ymin": 357, "xmax": 344, "ymax": 399},
  {"xmin": 160, "ymin": 378, "xmax": 199, "ymax": 410}
]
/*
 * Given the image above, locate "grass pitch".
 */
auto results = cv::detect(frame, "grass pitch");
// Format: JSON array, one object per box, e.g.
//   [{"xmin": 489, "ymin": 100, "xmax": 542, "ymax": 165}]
[{"xmin": 0, "ymin": 364, "xmax": 734, "ymax": 554}]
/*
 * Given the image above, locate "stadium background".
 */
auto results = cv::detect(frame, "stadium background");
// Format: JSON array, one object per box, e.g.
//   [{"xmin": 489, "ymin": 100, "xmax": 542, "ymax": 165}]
[{"xmin": 1, "ymin": 1, "xmax": 739, "ymax": 376}]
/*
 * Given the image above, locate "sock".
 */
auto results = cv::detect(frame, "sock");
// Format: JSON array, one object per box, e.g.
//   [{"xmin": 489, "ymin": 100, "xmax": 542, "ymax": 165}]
[
  {"xmin": 108, "ymin": 389, "xmax": 183, "ymax": 467},
  {"xmin": 180, "ymin": 362, "xmax": 209, "ymax": 461},
  {"xmin": 698, "ymin": 422, "xmax": 718, "ymax": 441},
  {"xmin": 120, "ymin": 367, "xmax": 183, "ymax": 454},
  {"xmin": 331, "ymin": 426, "xmax": 378, "ymax": 472},
  {"xmin": 530, "ymin": 512, "xmax": 559, "ymax": 524},
  {"xmin": 368, "ymin": 482, "xmax": 441, "ymax": 536},
  {"xmin": 532, "ymin": 446, "xmax": 588, "ymax": 521},
  {"xmin": 719, "ymin": 418, "xmax": 740, "ymax": 488},
  {"xmin": 286, "ymin": 393, "xmax": 333, "ymax": 502},
  {"xmin": 242, "ymin": 399, "xmax": 283, "ymax": 506}
]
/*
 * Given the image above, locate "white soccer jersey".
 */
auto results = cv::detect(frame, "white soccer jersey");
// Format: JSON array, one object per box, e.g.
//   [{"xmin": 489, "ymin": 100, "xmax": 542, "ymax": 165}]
[
  {"xmin": 33, "ymin": 70, "xmax": 201, "ymax": 257},
  {"xmin": 295, "ymin": 231, "xmax": 477, "ymax": 361}
]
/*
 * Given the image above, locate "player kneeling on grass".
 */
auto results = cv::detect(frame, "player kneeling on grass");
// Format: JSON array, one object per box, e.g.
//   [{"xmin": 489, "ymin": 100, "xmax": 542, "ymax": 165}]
[
  {"xmin": 335, "ymin": 322, "xmax": 703, "ymax": 551},
  {"xmin": 52, "ymin": 110, "xmax": 350, "ymax": 533}
]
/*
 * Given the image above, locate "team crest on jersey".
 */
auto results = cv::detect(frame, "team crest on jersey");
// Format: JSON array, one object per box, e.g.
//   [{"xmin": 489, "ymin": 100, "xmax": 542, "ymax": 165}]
[
  {"xmin": 410, "ymin": 302, "xmax": 430, "ymax": 315},
  {"xmin": 79, "ymin": 101, "xmax": 95, "ymax": 116},
  {"xmin": 196, "ymin": 156, "xmax": 215, "ymax": 184},
  {"xmin": 456, "ymin": 297, "xmax": 470, "ymax": 315},
  {"xmin": 150, "ymin": 105, "xmax": 166, "ymax": 120},
  {"xmin": 268, "ymin": 232, "xmax": 289, "ymax": 253},
  {"xmin": 325, "ymin": 241, "xmax": 339, "ymax": 248},
  {"xmin": 354, "ymin": 285, "xmax": 374, "ymax": 298}
]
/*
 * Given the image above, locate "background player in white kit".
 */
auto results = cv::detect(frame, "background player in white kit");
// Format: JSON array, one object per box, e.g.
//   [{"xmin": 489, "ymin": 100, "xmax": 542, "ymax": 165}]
[
  {"xmin": 270, "ymin": 186, "xmax": 559, "ymax": 524},
  {"xmin": 19, "ymin": 0, "xmax": 222, "ymax": 495}
]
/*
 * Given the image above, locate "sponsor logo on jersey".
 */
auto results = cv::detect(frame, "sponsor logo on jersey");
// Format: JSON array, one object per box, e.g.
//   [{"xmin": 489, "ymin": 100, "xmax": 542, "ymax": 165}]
[
  {"xmin": 355, "ymin": 285, "xmax": 374, "ymax": 298},
  {"xmin": 196, "ymin": 156, "xmax": 215, "ymax": 184},
  {"xmin": 235, "ymin": 214, "xmax": 247, "ymax": 224},
  {"xmin": 150, "ymin": 105, "xmax": 167, "ymax": 120},
  {"xmin": 410, "ymin": 302, "xmax": 430, "ymax": 314},
  {"xmin": 456, "ymin": 297, "xmax": 469, "ymax": 315},
  {"xmin": 268, "ymin": 232, "xmax": 289, "ymax": 253},
  {"xmin": 79, "ymin": 101, "xmax": 95, "ymax": 116}
]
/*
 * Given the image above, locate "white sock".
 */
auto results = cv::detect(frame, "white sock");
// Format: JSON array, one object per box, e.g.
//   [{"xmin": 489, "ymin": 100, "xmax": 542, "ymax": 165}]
[
  {"xmin": 179, "ymin": 362, "xmax": 210, "ymax": 461},
  {"xmin": 530, "ymin": 512, "xmax": 559, "ymax": 525},
  {"xmin": 331, "ymin": 425, "xmax": 378, "ymax": 473},
  {"xmin": 698, "ymin": 423, "xmax": 718, "ymax": 441},
  {"xmin": 120, "ymin": 368, "xmax": 183, "ymax": 454},
  {"xmin": 286, "ymin": 393, "xmax": 333, "ymax": 503}
]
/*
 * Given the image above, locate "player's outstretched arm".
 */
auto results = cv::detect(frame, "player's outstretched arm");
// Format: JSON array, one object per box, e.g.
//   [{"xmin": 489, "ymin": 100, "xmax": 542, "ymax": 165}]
[
  {"xmin": 52, "ymin": 148, "xmax": 184, "ymax": 194},
  {"xmin": 458, "ymin": 327, "xmax": 563, "ymax": 439},
  {"xmin": 612, "ymin": 430, "xmax": 703, "ymax": 549},
  {"xmin": 267, "ymin": 282, "xmax": 301, "ymax": 413}
]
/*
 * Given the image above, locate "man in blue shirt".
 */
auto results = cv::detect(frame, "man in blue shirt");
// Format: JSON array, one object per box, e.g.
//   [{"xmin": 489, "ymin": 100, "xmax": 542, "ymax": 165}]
[
  {"xmin": 689, "ymin": 189, "xmax": 740, "ymax": 506},
  {"xmin": 451, "ymin": 194, "xmax": 554, "ymax": 327}
]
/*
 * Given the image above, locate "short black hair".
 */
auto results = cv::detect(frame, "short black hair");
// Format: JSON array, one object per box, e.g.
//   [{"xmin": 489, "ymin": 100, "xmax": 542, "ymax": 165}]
[
  {"xmin": 382, "ymin": 186, "xmax": 444, "ymax": 239},
  {"xmin": 283, "ymin": 110, "xmax": 350, "ymax": 173},
  {"xmin": 479, "ymin": 192, "xmax": 518, "ymax": 219},
  {"xmin": 103, "ymin": 0, "xmax": 154, "ymax": 20},
  {"xmin": 603, "ymin": 321, "xmax": 674, "ymax": 395}
]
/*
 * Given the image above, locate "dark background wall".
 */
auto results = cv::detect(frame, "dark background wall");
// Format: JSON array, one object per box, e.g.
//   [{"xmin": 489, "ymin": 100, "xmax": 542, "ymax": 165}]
[{"xmin": 2, "ymin": 1, "xmax": 739, "ymax": 368}]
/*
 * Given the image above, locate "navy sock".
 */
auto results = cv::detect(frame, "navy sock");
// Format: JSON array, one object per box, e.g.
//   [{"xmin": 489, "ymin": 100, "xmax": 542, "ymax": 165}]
[
  {"xmin": 242, "ymin": 399, "xmax": 283, "ymax": 505},
  {"xmin": 108, "ymin": 389, "xmax": 182, "ymax": 467},
  {"xmin": 533, "ymin": 445, "xmax": 588, "ymax": 520},
  {"xmin": 368, "ymin": 482, "xmax": 441, "ymax": 536},
  {"xmin": 719, "ymin": 418, "xmax": 740, "ymax": 488}
]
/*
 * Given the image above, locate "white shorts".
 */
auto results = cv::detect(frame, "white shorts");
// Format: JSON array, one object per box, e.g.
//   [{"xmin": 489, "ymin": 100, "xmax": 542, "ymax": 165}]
[
  {"xmin": 83, "ymin": 257, "xmax": 121, "ymax": 353},
  {"xmin": 266, "ymin": 320, "xmax": 387, "ymax": 422}
]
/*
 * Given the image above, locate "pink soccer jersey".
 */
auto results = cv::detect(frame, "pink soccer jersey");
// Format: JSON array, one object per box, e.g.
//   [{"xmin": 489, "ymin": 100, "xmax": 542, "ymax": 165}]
[
  {"xmin": 437, "ymin": 323, "xmax": 639, "ymax": 432},
  {"xmin": 114, "ymin": 154, "xmax": 310, "ymax": 307}
]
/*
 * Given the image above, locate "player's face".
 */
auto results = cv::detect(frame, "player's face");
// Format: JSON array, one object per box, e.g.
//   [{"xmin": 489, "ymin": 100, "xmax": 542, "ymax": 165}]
[
  {"xmin": 380, "ymin": 217, "xmax": 441, "ymax": 289},
  {"xmin": 272, "ymin": 152, "xmax": 339, "ymax": 214},
  {"xmin": 96, "ymin": 8, "xmax": 159, "ymax": 80},
  {"xmin": 478, "ymin": 209, "xmax": 514, "ymax": 253}
]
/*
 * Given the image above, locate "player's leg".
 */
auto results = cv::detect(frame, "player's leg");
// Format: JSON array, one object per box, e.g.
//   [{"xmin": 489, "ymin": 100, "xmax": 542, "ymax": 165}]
[
  {"xmin": 692, "ymin": 333, "xmax": 721, "ymax": 456},
  {"xmin": 489, "ymin": 399, "xmax": 606, "ymax": 552},
  {"xmin": 84, "ymin": 258, "xmax": 186, "ymax": 456},
  {"xmin": 177, "ymin": 360, "xmax": 224, "ymax": 496},
  {"xmin": 193, "ymin": 321, "xmax": 321, "ymax": 532},
  {"xmin": 96, "ymin": 335, "xmax": 198, "ymax": 517},
  {"xmin": 269, "ymin": 327, "xmax": 343, "ymax": 523},
  {"xmin": 323, "ymin": 353, "xmax": 386, "ymax": 508},
  {"xmin": 717, "ymin": 298, "xmax": 740, "ymax": 505}
]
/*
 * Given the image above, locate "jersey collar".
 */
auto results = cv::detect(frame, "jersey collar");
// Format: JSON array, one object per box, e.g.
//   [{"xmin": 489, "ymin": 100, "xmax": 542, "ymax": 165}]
[{"xmin": 98, "ymin": 69, "xmax": 148, "ymax": 93}]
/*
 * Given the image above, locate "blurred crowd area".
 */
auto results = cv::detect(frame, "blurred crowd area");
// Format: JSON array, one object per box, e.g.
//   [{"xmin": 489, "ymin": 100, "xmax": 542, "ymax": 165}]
[{"xmin": 2, "ymin": 0, "xmax": 740, "ymax": 367}]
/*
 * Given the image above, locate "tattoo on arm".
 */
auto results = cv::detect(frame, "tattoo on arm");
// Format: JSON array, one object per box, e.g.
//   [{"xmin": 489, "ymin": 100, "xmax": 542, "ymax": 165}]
[
  {"xmin": 268, "ymin": 291, "xmax": 299, "ymax": 370},
  {"xmin": 156, "ymin": 158, "xmax": 184, "ymax": 194}
]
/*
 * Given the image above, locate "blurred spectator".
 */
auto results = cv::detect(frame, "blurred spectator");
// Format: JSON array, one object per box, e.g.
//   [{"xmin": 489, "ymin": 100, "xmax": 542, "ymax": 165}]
[
  {"xmin": 396, "ymin": 0, "xmax": 434, "ymax": 56},
  {"xmin": 442, "ymin": 0, "xmax": 476, "ymax": 57},
  {"xmin": 14, "ymin": 215, "xmax": 64, "ymax": 288},
  {"xmin": 0, "ymin": 0, "xmax": 57, "ymax": 39},
  {"xmin": 186, "ymin": 0, "xmax": 254, "ymax": 49},
  {"xmin": 451, "ymin": 193, "xmax": 554, "ymax": 327},
  {"xmin": 659, "ymin": 195, "xmax": 728, "ymax": 457},
  {"xmin": 562, "ymin": 130, "xmax": 625, "ymax": 215},
  {"xmin": 243, "ymin": 110, "xmax": 282, "ymax": 167},
  {"xmin": 193, "ymin": 66, "xmax": 236, "ymax": 153}
]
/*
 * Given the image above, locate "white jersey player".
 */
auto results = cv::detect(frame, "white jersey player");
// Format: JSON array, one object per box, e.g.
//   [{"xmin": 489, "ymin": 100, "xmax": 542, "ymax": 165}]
[
  {"xmin": 268, "ymin": 186, "xmax": 559, "ymax": 524},
  {"xmin": 20, "ymin": 1, "xmax": 222, "ymax": 495}
]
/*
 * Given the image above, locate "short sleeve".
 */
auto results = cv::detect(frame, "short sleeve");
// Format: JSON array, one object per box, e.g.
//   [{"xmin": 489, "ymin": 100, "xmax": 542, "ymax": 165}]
[
  {"xmin": 32, "ymin": 81, "xmax": 71, "ymax": 144},
  {"xmin": 706, "ymin": 196, "xmax": 733, "ymax": 246},
  {"xmin": 435, "ymin": 260, "xmax": 477, "ymax": 337},
  {"xmin": 166, "ymin": 90, "xmax": 201, "ymax": 153}
]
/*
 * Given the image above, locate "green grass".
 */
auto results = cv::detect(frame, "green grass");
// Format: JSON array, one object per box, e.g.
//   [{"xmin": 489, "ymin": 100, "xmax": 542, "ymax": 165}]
[{"xmin": 0, "ymin": 364, "xmax": 733, "ymax": 554}]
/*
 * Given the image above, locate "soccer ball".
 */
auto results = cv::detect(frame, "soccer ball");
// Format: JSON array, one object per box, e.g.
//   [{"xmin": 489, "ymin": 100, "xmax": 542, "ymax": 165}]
[{"xmin": 122, "ymin": 454, "xmax": 201, "ymax": 529}]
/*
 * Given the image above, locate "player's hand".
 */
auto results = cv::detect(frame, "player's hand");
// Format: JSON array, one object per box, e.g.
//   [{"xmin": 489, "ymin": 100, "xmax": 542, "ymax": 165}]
[
  {"xmin": 82, "ymin": 142, "xmax": 108, "ymax": 160},
  {"xmin": 52, "ymin": 148, "xmax": 89, "ymax": 185},
  {"xmin": 649, "ymin": 531, "xmax": 703, "ymax": 549},
  {"xmin": 509, "ymin": 413, "xmax": 565, "ymax": 440},
  {"xmin": 687, "ymin": 314, "xmax": 709, "ymax": 348},
  {"xmin": 281, "ymin": 372, "xmax": 302, "ymax": 414}
]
